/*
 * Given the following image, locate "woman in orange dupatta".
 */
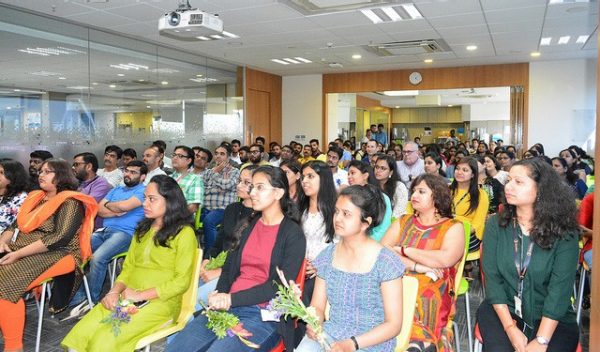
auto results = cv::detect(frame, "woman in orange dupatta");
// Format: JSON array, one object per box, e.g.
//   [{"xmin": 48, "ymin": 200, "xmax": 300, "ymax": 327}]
[
  {"xmin": 382, "ymin": 174, "xmax": 464, "ymax": 352},
  {"xmin": 0, "ymin": 159, "xmax": 97, "ymax": 352}
]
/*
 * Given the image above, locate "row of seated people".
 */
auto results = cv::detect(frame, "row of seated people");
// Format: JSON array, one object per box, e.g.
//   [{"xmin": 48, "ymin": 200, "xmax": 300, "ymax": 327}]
[{"xmin": 0, "ymin": 138, "xmax": 590, "ymax": 351}]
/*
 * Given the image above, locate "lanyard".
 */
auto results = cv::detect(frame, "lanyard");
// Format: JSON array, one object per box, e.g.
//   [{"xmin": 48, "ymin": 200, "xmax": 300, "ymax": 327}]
[
  {"xmin": 512, "ymin": 222, "xmax": 534, "ymax": 299},
  {"xmin": 454, "ymin": 191, "xmax": 469, "ymax": 210}
]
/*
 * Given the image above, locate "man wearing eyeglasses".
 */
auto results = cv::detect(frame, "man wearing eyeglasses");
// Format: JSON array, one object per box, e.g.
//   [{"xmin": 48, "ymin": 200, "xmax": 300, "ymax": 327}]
[
  {"xmin": 171, "ymin": 145, "xmax": 204, "ymax": 214},
  {"xmin": 98, "ymin": 145, "xmax": 124, "ymax": 188},
  {"xmin": 396, "ymin": 141, "xmax": 425, "ymax": 188},
  {"xmin": 73, "ymin": 152, "xmax": 112, "ymax": 229},
  {"xmin": 65, "ymin": 160, "xmax": 147, "ymax": 318},
  {"xmin": 201, "ymin": 144, "xmax": 240, "ymax": 255}
]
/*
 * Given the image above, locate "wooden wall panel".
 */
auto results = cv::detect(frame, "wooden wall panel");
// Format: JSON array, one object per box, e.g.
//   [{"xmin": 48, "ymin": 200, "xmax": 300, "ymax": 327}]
[
  {"xmin": 322, "ymin": 63, "xmax": 529, "ymax": 146},
  {"xmin": 590, "ymin": 25, "xmax": 600, "ymax": 350},
  {"xmin": 245, "ymin": 67, "xmax": 282, "ymax": 144}
]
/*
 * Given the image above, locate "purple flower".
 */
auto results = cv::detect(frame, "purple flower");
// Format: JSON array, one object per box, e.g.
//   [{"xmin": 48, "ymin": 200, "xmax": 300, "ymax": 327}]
[{"xmin": 226, "ymin": 329, "xmax": 235, "ymax": 337}]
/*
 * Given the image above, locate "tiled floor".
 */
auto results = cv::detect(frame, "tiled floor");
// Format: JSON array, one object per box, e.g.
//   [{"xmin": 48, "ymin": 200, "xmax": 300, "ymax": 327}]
[{"xmin": 1, "ymin": 271, "xmax": 591, "ymax": 352}]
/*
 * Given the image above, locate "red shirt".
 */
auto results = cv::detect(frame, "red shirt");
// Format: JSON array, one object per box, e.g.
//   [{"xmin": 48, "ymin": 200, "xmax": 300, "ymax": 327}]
[
  {"xmin": 578, "ymin": 193, "xmax": 593, "ymax": 260},
  {"xmin": 230, "ymin": 220, "xmax": 280, "ymax": 296}
]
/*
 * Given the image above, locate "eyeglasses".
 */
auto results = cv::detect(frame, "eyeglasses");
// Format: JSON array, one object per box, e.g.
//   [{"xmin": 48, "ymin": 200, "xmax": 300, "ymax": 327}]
[
  {"xmin": 402, "ymin": 150, "xmax": 417, "ymax": 155},
  {"xmin": 72, "ymin": 162, "xmax": 87, "ymax": 168},
  {"xmin": 124, "ymin": 168, "xmax": 141, "ymax": 175},
  {"xmin": 249, "ymin": 150, "xmax": 261, "ymax": 154},
  {"xmin": 248, "ymin": 184, "xmax": 277, "ymax": 193},
  {"xmin": 171, "ymin": 153, "xmax": 190, "ymax": 159},
  {"xmin": 39, "ymin": 169, "xmax": 55, "ymax": 175}
]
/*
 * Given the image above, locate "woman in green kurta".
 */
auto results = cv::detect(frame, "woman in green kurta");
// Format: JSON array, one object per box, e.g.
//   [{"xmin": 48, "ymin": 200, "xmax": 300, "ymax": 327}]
[
  {"xmin": 476, "ymin": 158, "xmax": 580, "ymax": 352},
  {"xmin": 62, "ymin": 175, "xmax": 198, "ymax": 352}
]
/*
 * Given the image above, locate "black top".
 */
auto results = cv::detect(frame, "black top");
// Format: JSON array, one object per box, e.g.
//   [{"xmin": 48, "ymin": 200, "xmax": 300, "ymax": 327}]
[
  {"xmin": 481, "ymin": 176, "xmax": 505, "ymax": 214},
  {"xmin": 208, "ymin": 201, "xmax": 253, "ymax": 259},
  {"xmin": 216, "ymin": 215, "xmax": 306, "ymax": 350}
]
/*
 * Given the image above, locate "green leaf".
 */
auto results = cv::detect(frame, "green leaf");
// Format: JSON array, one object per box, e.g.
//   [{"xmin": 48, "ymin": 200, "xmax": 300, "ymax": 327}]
[{"xmin": 205, "ymin": 251, "xmax": 228, "ymax": 270}]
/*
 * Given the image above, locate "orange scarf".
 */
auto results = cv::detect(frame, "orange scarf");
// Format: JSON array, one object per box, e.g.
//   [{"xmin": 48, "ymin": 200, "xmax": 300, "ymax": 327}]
[{"xmin": 17, "ymin": 190, "xmax": 98, "ymax": 261}]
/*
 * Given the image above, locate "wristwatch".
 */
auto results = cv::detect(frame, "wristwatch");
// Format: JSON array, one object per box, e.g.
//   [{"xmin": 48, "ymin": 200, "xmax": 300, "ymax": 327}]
[{"xmin": 535, "ymin": 336, "xmax": 550, "ymax": 345}]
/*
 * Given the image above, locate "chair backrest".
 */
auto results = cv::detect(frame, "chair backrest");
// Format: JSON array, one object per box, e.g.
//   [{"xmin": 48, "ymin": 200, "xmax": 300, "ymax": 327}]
[
  {"xmin": 176, "ymin": 248, "xmax": 203, "ymax": 324},
  {"xmin": 454, "ymin": 220, "xmax": 471, "ymax": 296},
  {"xmin": 395, "ymin": 275, "xmax": 419, "ymax": 351}
]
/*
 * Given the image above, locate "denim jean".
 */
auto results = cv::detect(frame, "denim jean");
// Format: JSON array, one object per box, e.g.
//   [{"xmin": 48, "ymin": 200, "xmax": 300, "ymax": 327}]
[
  {"xmin": 200, "ymin": 208, "xmax": 225, "ymax": 254},
  {"xmin": 71, "ymin": 228, "xmax": 133, "ymax": 305},
  {"xmin": 166, "ymin": 305, "xmax": 280, "ymax": 352},
  {"xmin": 584, "ymin": 250, "xmax": 593, "ymax": 268}
]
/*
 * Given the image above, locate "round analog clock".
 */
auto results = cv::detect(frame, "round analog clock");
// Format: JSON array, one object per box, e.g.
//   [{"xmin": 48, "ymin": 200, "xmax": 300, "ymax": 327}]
[{"xmin": 409, "ymin": 71, "xmax": 422, "ymax": 85}]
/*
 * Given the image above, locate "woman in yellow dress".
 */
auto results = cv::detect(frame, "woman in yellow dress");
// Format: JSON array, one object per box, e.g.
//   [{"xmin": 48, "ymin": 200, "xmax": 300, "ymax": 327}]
[{"xmin": 62, "ymin": 175, "xmax": 197, "ymax": 352}]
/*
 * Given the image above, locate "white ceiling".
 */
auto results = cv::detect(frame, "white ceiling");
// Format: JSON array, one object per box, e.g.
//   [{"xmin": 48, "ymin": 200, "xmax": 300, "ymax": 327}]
[{"xmin": 0, "ymin": 0, "xmax": 597, "ymax": 78}]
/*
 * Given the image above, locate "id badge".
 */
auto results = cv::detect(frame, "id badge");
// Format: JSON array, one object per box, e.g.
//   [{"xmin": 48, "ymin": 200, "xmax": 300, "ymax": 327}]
[
  {"xmin": 260, "ymin": 308, "xmax": 280, "ymax": 322},
  {"xmin": 514, "ymin": 295, "xmax": 523, "ymax": 319}
]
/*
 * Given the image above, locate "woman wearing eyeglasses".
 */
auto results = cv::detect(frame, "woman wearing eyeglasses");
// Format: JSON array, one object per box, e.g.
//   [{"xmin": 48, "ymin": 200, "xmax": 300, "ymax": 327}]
[
  {"xmin": 168, "ymin": 166, "xmax": 306, "ymax": 352},
  {"xmin": 0, "ymin": 159, "xmax": 97, "ymax": 352}
]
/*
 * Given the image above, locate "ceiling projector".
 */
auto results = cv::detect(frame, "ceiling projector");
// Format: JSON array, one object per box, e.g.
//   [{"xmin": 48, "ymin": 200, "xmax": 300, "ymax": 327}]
[{"xmin": 159, "ymin": 5, "xmax": 223, "ymax": 39}]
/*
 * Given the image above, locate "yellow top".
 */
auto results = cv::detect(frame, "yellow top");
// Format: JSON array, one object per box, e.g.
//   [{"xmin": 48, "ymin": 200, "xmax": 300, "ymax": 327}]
[{"xmin": 453, "ymin": 188, "xmax": 489, "ymax": 240}]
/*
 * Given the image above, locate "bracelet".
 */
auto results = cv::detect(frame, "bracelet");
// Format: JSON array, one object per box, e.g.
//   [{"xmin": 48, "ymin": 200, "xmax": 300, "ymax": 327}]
[
  {"xmin": 350, "ymin": 336, "xmax": 359, "ymax": 351},
  {"xmin": 413, "ymin": 262, "xmax": 418, "ymax": 272},
  {"xmin": 400, "ymin": 246, "xmax": 406, "ymax": 257}
]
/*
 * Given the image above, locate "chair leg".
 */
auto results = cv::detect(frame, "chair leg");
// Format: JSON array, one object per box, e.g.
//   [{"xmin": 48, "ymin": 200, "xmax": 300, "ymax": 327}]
[
  {"xmin": 465, "ymin": 290, "xmax": 473, "ymax": 352},
  {"xmin": 576, "ymin": 266, "xmax": 586, "ymax": 325},
  {"xmin": 83, "ymin": 275, "xmax": 95, "ymax": 308},
  {"xmin": 35, "ymin": 282, "xmax": 47, "ymax": 352},
  {"xmin": 144, "ymin": 344, "xmax": 151, "ymax": 352},
  {"xmin": 453, "ymin": 321, "xmax": 461, "ymax": 352},
  {"xmin": 111, "ymin": 258, "xmax": 118, "ymax": 288},
  {"xmin": 473, "ymin": 339, "xmax": 482, "ymax": 352}
]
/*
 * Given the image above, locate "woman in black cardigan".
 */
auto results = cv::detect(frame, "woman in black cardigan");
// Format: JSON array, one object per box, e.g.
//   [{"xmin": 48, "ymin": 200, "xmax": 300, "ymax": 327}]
[{"xmin": 168, "ymin": 166, "xmax": 306, "ymax": 352}]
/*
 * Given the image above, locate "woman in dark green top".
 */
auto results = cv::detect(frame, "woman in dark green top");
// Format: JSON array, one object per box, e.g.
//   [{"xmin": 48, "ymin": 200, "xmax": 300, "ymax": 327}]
[{"xmin": 477, "ymin": 158, "xmax": 580, "ymax": 352}]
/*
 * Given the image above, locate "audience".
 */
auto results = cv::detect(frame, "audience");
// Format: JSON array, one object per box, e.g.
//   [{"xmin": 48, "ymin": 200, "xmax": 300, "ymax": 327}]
[
  {"xmin": 551, "ymin": 157, "xmax": 588, "ymax": 199},
  {"xmin": 477, "ymin": 158, "xmax": 580, "ymax": 352},
  {"xmin": 62, "ymin": 175, "xmax": 198, "ymax": 351},
  {"xmin": 382, "ymin": 174, "xmax": 464, "ymax": 352},
  {"xmin": 0, "ymin": 159, "xmax": 97, "ymax": 351}
]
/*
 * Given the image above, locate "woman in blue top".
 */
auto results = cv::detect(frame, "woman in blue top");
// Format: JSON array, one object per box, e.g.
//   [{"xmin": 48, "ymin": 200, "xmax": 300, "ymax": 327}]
[
  {"xmin": 346, "ymin": 160, "xmax": 392, "ymax": 240},
  {"xmin": 296, "ymin": 184, "xmax": 405, "ymax": 352}
]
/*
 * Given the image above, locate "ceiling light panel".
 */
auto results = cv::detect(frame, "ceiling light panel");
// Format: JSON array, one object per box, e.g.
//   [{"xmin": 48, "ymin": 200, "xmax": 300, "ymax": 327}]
[
  {"xmin": 576, "ymin": 35, "xmax": 589, "ymax": 43},
  {"xmin": 540, "ymin": 37, "xmax": 552, "ymax": 46},
  {"xmin": 558, "ymin": 36, "xmax": 571, "ymax": 44},
  {"xmin": 109, "ymin": 63, "xmax": 149, "ymax": 71},
  {"xmin": 18, "ymin": 46, "xmax": 86, "ymax": 57},
  {"xmin": 271, "ymin": 57, "xmax": 312, "ymax": 65},
  {"xmin": 361, "ymin": 4, "xmax": 423, "ymax": 23},
  {"xmin": 271, "ymin": 59, "xmax": 290, "ymax": 65}
]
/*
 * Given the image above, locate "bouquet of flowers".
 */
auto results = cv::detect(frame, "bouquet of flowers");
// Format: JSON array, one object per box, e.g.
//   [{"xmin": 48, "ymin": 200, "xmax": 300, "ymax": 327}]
[
  {"xmin": 100, "ymin": 299, "xmax": 140, "ymax": 337},
  {"xmin": 268, "ymin": 267, "xmax": 331, "ymax": 351},
  {"xmin": 204, "ymin": 251, "xmax": 228, "ymax": 270},
  {"xmin": 199, "ymin": 301, "xmax": 260, "ymax": 349}
]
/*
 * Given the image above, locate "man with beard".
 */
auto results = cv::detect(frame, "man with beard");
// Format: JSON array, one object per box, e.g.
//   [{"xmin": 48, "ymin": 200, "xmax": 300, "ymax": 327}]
[
  {"xmin": 327, "ymin": 146, "xmax": 348, "ymax": 191},
  {"xmin": 280, "ymin": 145, "xmax": 296, "ymax": 162},
  {"xmin": 241, "ymin": 144, "xmax": 269, "ymax": 169},
  {"xmin": 292, "ymin": 142, "xmax": 303, "ymax": 158},
  {"xmin": 309, "ymin": 138, "xmax": 327, "ymax": 161},
  {"xmin": 396, "ymin": 141, "xmax": 425, "ymax": 188},
  {"xmin": 143, "ymin": 145, "xmax": 167, "ymax": 185},
  {"xmin": 29, "ymin": 150, "xmax": 53, "ymax": 190},
  {"xmin": 269, "ymin": 142, "xmax": 283, "ymax": 166},
  {"xmin": 201, "ymin": 144, "xmax": 240, "ymax": 255},
  {"xmin": 238, "ymin": 146, "xmax": 250, "ymax": 164},
  {"xmin": 98, "ymin": 145, "xmax": 124, "ymax": 187},
  {"xmin": 65, "ymin": 160, "xmax": 147, "ymax": 317},
  {"xmin": 73, "ymin": 152, "xmax": 112, "ymax": 228}
]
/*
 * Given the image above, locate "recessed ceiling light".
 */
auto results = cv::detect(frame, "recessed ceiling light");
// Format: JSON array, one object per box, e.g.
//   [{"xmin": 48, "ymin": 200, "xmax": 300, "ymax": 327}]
[
  {"xmin": 58, "ymin": 77, "xmax": 66, "ymax": 80},
  {"xmin": 221, "ymin": 31, "xmax": 239, "ymax": 38},
  {"xmin": 197, "ymin": 36, "xmax": 211, "ymax": 41},
  {"xmin": 196, "ymin": 74, "xmax": 203, "ymax": 77},
  {"xmin": 395, "ymin": 105, "xmax": 400, "ymax": 108},
  {"xmin": 466, "ymin": 45, "xmax": 477, "ymax": 51},
  {"xmin": 295, "ymin": 57, "xmax": 312, "ymax": 63},
  {"xmin": 352, "ymin": 54, "xmax": 362, "ymax": 59},
  {"xmin": 138, "ymin": 79, "xmax": 145, "ymax": 82},
  {"xmin": 283, "ymin": 58, "xmax": 301, "ymax": 64},
  {"xmin": 402, "ymin": 4, "xmax": 423, "ymax": 19},
  {"xmin": 530, "ymin": 52, "xmax": 541, "ymax": 57},
  {"xmin": 161, "ymin": 81, "xmax": 169, "ymax": 85},
  {"xmin": 360, "ymin": 9, "xmax": 383, "ymax": 24},
  {"xmin": 271, "ymin": 59, "xmax": 290, "ymax": 65},
  {"xmin": 109, "ymin": 84, "xmax": 116, "ymax": 88},
  {"xmin": 424, "ymin": 59, "xmax": 433, "ymax": 63},
  {"xmin": 448, "ymin": 104, "xmax": 453, "ymax": 107},
  {"xmin": 540, "ymin": 37, "xmax": 552, "ymax": 46},
  {"xmin": 577, "ymin": 35, "xmax": 589, "ymax": 44},
  {"xmin": 210, "ymin": 34, "xmax": 224, "ymax": 39},
  {"xmin": 146, "ymin": 105, "xmax": 151, "ymax": 109},
  {"xmin": 117, "ymin": 73, "xmax": 125, "ymax": 77},
  {"xmin": 13, "ymin": 89, "xmax": 21, "ymax": 92},
  {"xmin": 382, "ymin": 7, "xmax": 401, "ymax": 22},
  {"xmin": 92, "ymin": 82, "xmax": 98, "ymax": 85},
  {"xmin": 558, "ymin": 36, "xmax": 571, "ymax": 44},
  {"xmin": 6, "ymin": 107, "xmax": 11, "ymax": 110}
]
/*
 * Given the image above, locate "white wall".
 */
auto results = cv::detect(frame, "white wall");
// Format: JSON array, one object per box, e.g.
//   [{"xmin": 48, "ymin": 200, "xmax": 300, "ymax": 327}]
[
  {"xmin": 282, "ymin": 74, "xmax": 322, "ymax": 145},
  {"xmin": 529, "ymin": 59, "xmax": 596, "ymax": 157},
  {"xmin": 470, "ymin": 102, "xmax": 510, "ymax": 121}
]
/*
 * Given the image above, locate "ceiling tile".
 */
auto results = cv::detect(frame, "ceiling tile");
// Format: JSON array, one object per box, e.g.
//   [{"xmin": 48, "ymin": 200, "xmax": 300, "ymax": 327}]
[
  {"xmin": 427, "ymin": 12, "xmax": 486, "ymax": 29},
  {"xmin": 104, "ymin": 3, "xmax": 164, "ymax": 23},
  {"xmin": 415, "ymin": 0, "xmax": 481, "ymax": 18}
]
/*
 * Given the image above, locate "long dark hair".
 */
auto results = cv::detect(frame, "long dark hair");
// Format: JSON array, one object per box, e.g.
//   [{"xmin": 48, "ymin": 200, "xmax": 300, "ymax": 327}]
[
  {"xmin": 348, "ymin": 160, "xmax": 377, "ymax": 186},
  {"xmin": 424, "ymin": 152, "xmax": 447, "ymax": 177},
  {"xmin": 450, "ymin": 156, "xmax": 480, "ymax": 215},
  {"xmin": 298, "ymin": 161, "xmax": 336, "ymax": 242},
  {"xmin": 551, "ymin": 157, "xmax": 578, "ymax": 185},
  {"xmin": 339, "ymin": 184, "xmax": 385, "ymax": 236},
  {"xmin": 0, "ymin": 159, "xmax": 29, "ymax": 204},
  {"xmin": 280, "ymin": 159, "xmax": 302, "ymax": 196},
  {"xmin": 135, "ymin": 175, "xmax": 192, "ymax": 247},
  {"xmin": 410, "ymin": 174, "xmax": 453, "ymax": 218},
  {"xmin": 499, "ymin": 158, "xmax": 580, "ymax": 249},
  {"xmin": 231, "ymin": 166, "xmax": 299, "ymax": 250},
  {"xmin": 374, "ymin": 155, "xmax": 401, "ymax": 202}
]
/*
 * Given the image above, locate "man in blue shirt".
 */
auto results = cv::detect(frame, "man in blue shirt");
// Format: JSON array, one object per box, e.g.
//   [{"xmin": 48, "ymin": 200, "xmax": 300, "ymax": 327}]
[
  {"xmin": 374, "ymin": 123, "xmax": 388, "ymax": 147},
  {"xmin": 67, "ymin": 160, "xmax": 147, "ymax": 317}
]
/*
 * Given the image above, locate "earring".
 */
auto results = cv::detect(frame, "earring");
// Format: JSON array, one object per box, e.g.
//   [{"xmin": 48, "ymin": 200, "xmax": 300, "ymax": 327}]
[{"xmin": 434, "ymin": 209, "xmax": 440, "ymax": 221}]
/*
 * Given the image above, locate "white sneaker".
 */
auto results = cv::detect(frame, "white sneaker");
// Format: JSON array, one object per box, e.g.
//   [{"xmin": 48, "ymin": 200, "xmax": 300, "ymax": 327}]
[{"xmin": 60, "ymin": 301, "xmax": 91, "ymax": 321}]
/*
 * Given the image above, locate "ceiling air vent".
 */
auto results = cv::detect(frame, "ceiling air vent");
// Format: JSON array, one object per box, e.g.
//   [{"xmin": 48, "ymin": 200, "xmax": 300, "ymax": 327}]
[{"xmin": 364, "ymin": 39, "xmax": 450, "ymax": 56}]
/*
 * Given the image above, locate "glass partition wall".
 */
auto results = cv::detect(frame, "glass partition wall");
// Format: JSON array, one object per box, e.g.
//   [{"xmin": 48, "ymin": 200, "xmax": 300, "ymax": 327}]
[{"xmin": 0, "ymin": 5, "xmax": 242, "ymax": 163}]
